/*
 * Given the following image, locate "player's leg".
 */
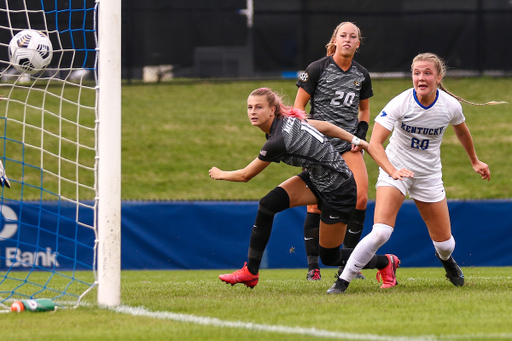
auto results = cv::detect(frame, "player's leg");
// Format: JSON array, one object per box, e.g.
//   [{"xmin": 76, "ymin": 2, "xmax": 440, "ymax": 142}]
[
  {"xmin": 415, "ymin": 198, "xmax": 464, "ymax": 286},
  {"xmin": 330, "ymin": 185, "xmax": 404, "ymax": 294},
  {"xmin": 220, "ymin": 176, "xmax": 313, "ymax": 288},
  {"xmin": 341, "ymin": 150, "xmax": 368, "ymax": 248},
  {"xmin": 304, "ymin": 205, "xmax": 321, "ymax": 280},
  {"xmin": 318, "ymin": 217, "xmax": 396, "ymax": 294},
  {"xmin": 339, "ymin": 150, "xmax": 368, "ymax": 279}
]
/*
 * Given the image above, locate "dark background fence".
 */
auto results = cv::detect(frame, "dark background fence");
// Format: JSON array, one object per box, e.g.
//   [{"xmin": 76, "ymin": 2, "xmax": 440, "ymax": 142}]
[{"xmin": 122, "ymin": 0, "xmax": 512, "ymax": 81}]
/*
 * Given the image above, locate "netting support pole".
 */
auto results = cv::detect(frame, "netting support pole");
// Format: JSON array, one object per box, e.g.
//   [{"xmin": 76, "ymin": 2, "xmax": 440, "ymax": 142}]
[{"xmin": 97, "ymin": 0, "xmax": 122, "ymax": 307}]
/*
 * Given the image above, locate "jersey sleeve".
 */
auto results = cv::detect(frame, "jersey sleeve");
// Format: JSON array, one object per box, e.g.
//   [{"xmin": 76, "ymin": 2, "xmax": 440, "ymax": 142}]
[
  {"xmin": 258, "ymin": 136, "xmax": 287, "ymax": 163},
  {"xmin": 358, "ymin": 65, "xmax": 374, "ymax": 100},
  {"xmin": 296, "ymin": 57, "xmax": 326, "ymax": 96},
  {"xmin": 449, "ymin": 102, "xmax": 465, "ymax": 126},
  {"xmin": 374, "ymin": 90, "xmax": 410, "ymax": 131},
  {"xmin": 375, "ymin": 101, "xmax": 398, "ymax": 131}
]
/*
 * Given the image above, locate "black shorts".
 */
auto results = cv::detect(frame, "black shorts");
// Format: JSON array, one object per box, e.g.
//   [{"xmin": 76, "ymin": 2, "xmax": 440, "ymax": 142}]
[
  {"xmin": 297, "ymin": 171, "xmax": 357, "ymax": 224},
  {"xmin": 338, "ymin": 145, "xmax": 352, "ymax": 155}
]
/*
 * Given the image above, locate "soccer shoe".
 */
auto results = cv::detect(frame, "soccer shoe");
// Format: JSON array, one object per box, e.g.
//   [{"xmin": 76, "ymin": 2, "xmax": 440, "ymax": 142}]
[
  {"xmin": 326, "ymin": 277, "xmax": 348, "ymax": 294},
  {"xmin": 219, "ymin": 262, "xmax": 259, "ymax": 288},
  {"xmin": 338, "ymin": 266, "xmax": 365, "ymax": 280},
  {"xmin": 306, "ymin": 268, "xmax": 321, "ymax": 281},
  {"xmin": 376, "ymin": 254, "xmax": 400, "ymax": 289},
  {"xmin": 435, "ymin": 252, "xmax": 464, "ymax": 287}
]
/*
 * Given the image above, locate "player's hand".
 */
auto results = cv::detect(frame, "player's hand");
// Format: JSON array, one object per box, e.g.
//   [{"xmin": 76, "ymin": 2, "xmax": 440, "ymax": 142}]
[
  {"xmin": 355, "ymin": 140, "xmax": 369, "ymax": 153},
  {"xmin": 350, "ymin": 144, "xmax": 364, "ymax": 153},
  {"xmin": 390, "ymin": 168, "xmax": 414, "ymax": 181},
  {"xmin": 208, "ymin": 167, "xmax": 223, "ymax": 180},
  {"xmin": 0, "ymin": 160, "xmax": 11, "ymax": 188},
  {"xmin": 473, "ymin": 160, "xmax": 491, "ymax": 181}
]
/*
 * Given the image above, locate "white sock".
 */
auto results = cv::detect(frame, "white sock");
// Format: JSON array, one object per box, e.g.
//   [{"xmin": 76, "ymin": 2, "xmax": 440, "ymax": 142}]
[
  {"xmin": 340, "ymin": 223, "xmax": 394, "ymax": 282},
  {"xmin": 433, "ymin": 235, "xmax": 455, "ymax": 260}
]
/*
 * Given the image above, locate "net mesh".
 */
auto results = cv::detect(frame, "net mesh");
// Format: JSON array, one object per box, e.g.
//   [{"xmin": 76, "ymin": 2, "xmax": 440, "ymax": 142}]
[{"xmin": 0, "ymin": 0, "xmax": 98, "ymax": 310}]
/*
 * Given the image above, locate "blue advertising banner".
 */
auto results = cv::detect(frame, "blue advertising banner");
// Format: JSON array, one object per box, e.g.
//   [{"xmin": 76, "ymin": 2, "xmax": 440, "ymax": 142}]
[
  {"xmin": 1, "ymin": 200, "xmax": 511, "ymax": 271},
  {"xmin": 0, "ymin": 201, "xmax": 95, "ymax": 271},
  {"xmin": 120, "ymin": 200, "xmax": 512, "ymax": 270}
]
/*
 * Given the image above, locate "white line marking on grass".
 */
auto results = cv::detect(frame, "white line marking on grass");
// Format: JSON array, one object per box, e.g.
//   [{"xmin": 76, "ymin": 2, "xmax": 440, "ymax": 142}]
[
  {"xmin": 112, "ymin": 305, "xmax": 512, "ymax": 340},
  {"xmin": 112, "ymin": 305, "xmax": 439, "ymax": 341}
]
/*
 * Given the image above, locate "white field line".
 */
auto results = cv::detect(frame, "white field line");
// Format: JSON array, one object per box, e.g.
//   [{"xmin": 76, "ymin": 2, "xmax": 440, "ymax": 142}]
[{"xmin": 111, "ymin": 305, "xmax": 512, "ymax": 341}]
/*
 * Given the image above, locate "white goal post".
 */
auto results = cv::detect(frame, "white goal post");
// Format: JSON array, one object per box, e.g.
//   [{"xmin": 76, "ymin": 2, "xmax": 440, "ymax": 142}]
[
  {"xmin": 0, "ymin": 0, "xmax": 121, "ymax": 310},
  {"xmin": 97, "ymin": 0, "xmax": 121, "ymax": 307}
]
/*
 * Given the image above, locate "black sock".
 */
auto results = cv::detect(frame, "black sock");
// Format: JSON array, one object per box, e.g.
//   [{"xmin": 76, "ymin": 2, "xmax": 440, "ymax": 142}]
[
  {"xmin": 319, "ymin": 246, "xmax": 353, "ymax": 266},
  {"xmin": 321, "ymin": 246, "xmax": 386, "ymax": 270},
  {"xmin": 303, "ymin": 212, "xmax": 320, "ymax": 270},
  {"xmin": 343, "ymin": 208, "xmax": 366, "ymax": 249},
  {"xmin": 364, "ymin": 254, "xmax": 389, "ymax": 270},
  {"xmin": 374, "ymin": 255, "xmax": 390, "ymax": 270},
  {"xmin": 247, "ymin": 187, "xmax": 290, "ymax": 275},
  {"xmin": 247, "ymin": 210, "xmax": 273, "ymax": 275}
]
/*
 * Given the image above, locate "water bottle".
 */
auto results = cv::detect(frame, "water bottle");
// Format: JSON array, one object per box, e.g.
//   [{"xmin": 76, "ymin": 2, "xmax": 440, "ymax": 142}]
[{"xmin": 11, "ymin": 298, "xmax": 55, "ymax": 312}]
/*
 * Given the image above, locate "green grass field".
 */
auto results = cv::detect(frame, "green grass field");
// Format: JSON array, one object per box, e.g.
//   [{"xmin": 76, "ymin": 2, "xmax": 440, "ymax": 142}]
[
  {"xmin": 2, "ymin": 77, "xmax": 512, "ymax": 340},
  {"xmin": 3, "ymin": 267, "xmax": 512, "ymax": 340},
  {"xmin": 121, "ymin": 77, "xmax": 512, "ymax": 200},
  {"xmin": 2, "ymin": 77, "xmax": 511, "ymax": 200}
]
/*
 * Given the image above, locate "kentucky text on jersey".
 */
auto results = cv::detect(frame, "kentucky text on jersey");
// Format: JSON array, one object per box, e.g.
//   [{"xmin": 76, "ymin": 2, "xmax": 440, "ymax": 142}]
[{"xmin": 400, "ymin": 122, "xmax": 445, "ymax": 136}]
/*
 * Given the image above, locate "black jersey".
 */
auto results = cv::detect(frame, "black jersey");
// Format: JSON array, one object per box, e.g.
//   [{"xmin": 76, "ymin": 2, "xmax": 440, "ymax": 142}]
[
  {"xmin": 296, "ymin": 56, "xmax": 373, "ymax": 152},
  {"xmin": 258, "ymin": 116, "xmax": 352, "ymax": 192}
]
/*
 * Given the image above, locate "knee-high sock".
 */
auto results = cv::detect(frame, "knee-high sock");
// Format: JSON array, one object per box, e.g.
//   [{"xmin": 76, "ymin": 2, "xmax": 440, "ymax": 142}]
[
  {"xmin": 303, "ymin": 212, "xmax": 320, "ymax": 270},
  {"xmin": 318, "ymin": 245, "xmax": 352, "ymax": 266},
  {"xmin": 340, "ymin": 223, "xmax": 393, "ymax": 282},
  {"xmin": 343, "ymin": 208, "xmax": 366, "ymax": 249},
  {"xmin": 432, "ymin": 235, "xmax": 455, "ymax": 260},
  {"xmin": 318, "ymin": 246, "xmax": 387, "ymax": 269},
  {"xmin": 247, "ymin": 210, "xmax": 274, "ymax": 275},
  {"xmin": 247, "ymin": 187, "xmax": 290, "ymax": 275}
]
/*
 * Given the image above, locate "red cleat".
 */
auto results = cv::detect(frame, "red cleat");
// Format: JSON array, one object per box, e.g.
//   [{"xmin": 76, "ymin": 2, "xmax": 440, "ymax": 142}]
[
  {"xmin": 376, "ymin": 254, "xmax": 400, "ymax": 289},
  {"xmin": 306, "ymin": 268, "xmax": 321, "ymax": 281},
  {"xmin": 219, "ymin": 262, "xmax": 259, "ymax": 288}
]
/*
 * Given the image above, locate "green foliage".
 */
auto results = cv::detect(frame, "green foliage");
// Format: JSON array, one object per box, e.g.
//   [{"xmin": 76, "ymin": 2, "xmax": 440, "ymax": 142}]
[
  {"xmin": 121, "ymin": 77, "xmax": 512, "ymax": 200},
  {"xmin": 3, "ymin": 267, "xmax": 512, "ymax": 340}
]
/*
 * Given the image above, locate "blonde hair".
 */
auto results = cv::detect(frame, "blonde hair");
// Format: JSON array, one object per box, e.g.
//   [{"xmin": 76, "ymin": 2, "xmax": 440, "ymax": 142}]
[
  {"xmin": 249, "ymin": 88, "xmax": 307, "ymax": 120},
  {"xmin": 412, "ymin": 53, "xmax": 506, "ymax": 106},
  {"xmin": 325, "ymin": 22, "xmax": 362, "ymax": 57}
]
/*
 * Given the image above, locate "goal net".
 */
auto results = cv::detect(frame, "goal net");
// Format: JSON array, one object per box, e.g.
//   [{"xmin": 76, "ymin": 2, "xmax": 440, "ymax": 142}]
[{"xmin": 0, "ymin": 0, "xmax": 101, "ymax": 310}]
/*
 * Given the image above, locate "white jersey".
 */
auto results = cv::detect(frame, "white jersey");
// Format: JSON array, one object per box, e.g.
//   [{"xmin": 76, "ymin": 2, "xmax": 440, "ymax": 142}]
[{"xmin": 375, "ymin": 88, "xmax": 465, "ymax": 177}]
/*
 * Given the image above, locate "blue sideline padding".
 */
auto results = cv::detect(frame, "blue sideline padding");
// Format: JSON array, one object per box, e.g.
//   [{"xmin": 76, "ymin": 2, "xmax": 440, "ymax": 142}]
[
  {"xmin": 120, "ymin": 200, "xmax": 512, "ymax": 270},
  {"xmin": 2, "ymin": 200, "xmax": 511, "ymax": 271}
]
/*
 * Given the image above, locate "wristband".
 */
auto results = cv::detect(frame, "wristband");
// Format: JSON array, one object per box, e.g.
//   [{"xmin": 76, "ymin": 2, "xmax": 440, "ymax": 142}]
[
  {"xmin": 351, "ymin": 136, "xmax": 361, "ymax": 146},
  {"xmin": 355, "ymin": 121, "xmax": 369, "ymax": 141}
]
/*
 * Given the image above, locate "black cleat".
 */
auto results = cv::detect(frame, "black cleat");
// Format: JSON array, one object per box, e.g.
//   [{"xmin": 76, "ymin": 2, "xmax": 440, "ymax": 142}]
[
  {"xmin": 327, "ymin": 277, "xmax": 348, "ymax": 294},
  {"xmin": 436, "ymin": 252, "xmax": 464, "ymax": 287}
]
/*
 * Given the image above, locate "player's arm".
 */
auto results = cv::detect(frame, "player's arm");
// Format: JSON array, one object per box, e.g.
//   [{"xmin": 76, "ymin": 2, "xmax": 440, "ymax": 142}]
[
  {"xmin": 209, "ymin": 158, "xmax": 271, "ymax": 182},
  {"xmin": 452, "ymin": 122, "xmax": 490, "ymax": 181},
  {"xmin": 368, "ymin": 123, "xmax": 414, "ymax": 180},
  {"xmin": 352, "ymin": 98, "xmax": 370, "ymax": 152},
  {"xmin": 294, "ymin": 87, "xmax": 311, "ymax": 112},
  {"xmin": 358, "ymin": 98, "xmax": 370, "ymax": 124},
  {"xmin": 307, "ymin": 119, "xmax": 369, "ymax": 151}
]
